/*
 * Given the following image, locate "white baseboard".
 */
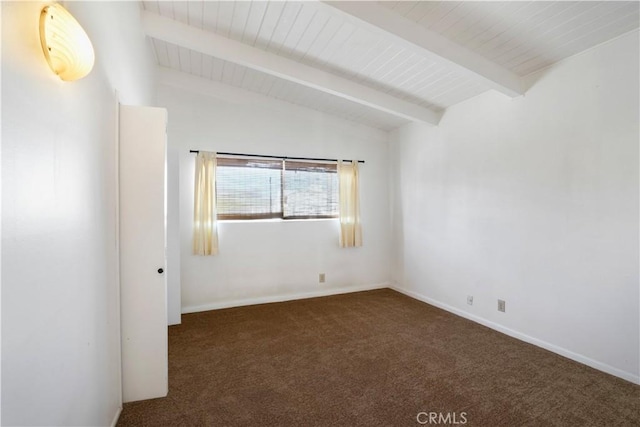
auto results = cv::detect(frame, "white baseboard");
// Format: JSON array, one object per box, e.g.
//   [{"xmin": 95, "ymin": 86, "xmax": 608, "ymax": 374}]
[
  {"xmin": 110, "ymin": 406, "xmax": 122, "ymax": 427},
  {"xmin": 182, "ymin": 282, "xmax": 390, "ymax": 314},
  {"xmin": 390, "ymin": 284, "xmax": 640, "ymax": 385}
]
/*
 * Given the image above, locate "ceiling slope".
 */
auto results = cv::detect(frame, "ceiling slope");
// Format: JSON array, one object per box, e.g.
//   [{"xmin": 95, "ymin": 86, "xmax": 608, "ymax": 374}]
[
  {"xmin": 322, "ymin": 1, "xmax": 524, "ymax": 97},
  {"xmin": 141, "ymin": 1, "xmax": 639, "ymax": 130},
  {"xmin": 143, "ymin": 11, "xmax": 441, "ymax": 126}
]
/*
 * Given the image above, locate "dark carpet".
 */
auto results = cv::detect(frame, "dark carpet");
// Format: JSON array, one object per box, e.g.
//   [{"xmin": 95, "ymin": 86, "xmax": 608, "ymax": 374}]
[{"xmin": 117, "ymin": 289, "xmax": 640, "ymax": 426}]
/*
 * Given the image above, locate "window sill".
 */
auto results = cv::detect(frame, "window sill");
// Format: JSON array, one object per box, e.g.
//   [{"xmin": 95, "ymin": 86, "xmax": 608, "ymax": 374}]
[{"xmin": 218, "ymin": 218, "xmax": 338, "ymax": 224}]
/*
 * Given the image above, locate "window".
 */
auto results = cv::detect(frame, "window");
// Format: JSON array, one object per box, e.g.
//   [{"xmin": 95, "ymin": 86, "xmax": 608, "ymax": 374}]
[
  {"xmin": 216, "ymin": 157, "xmax": 282, "ymax": 220},
  {"xmin": 284, "ymin": 161, "xmax": 338, "ymax": 219},
  {"xmin": 216, "ymin": 157, "xmax": 338, "ymax": 220}
]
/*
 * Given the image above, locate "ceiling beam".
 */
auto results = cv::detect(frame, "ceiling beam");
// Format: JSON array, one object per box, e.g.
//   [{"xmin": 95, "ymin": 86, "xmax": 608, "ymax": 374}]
[
  {"xmin": 322, "ymin": 1, "xmax": 524, "ymax": 98},
  {"xmin": 142, "ymin": 11, "xmax": 441, "ymax": 126}
]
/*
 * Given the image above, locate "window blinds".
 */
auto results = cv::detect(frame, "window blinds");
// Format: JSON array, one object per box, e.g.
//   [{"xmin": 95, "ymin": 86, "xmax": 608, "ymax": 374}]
[
  {"xmin": 215, "ymin": 157, "xmax": 338, "ymax": 220},
  {"xmin": 283, "ymin": 161, "xmax": 338, "ymax": 219},
  {"xmin": 216, "ymin": 157, "xmax": 282, "ymax": 220}
]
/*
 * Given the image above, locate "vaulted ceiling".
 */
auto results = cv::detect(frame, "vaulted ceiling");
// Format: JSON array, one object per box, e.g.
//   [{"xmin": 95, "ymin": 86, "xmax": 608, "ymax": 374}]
[{"xmin": 141, "ymin": 1, "xmax": 640, "ymax": 131}]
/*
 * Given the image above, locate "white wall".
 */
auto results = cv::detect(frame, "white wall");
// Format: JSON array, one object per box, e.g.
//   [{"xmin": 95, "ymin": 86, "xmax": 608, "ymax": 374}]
[
  {"xmin": 1, "ymin": 1, "xmax": 156, "ymax": 425},
  {"xmin": 390, "ymin": 31, "xmax": 639, "ymax": 383},
  {"xmin": 157, "ymin": 85, "xmax": 392, "ymax": 312}
]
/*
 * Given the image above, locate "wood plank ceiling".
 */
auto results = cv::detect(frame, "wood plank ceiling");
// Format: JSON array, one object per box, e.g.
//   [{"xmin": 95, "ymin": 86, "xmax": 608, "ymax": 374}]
[{"xmin": 142, "ymin": 1, "xmax": 639, "ymax": 131}]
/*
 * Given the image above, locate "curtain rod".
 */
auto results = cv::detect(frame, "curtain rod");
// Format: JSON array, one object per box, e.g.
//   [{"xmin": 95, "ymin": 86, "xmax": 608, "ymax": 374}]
[{"xmin": 189, "ymin": 150, "xmax": 364, "ymax": 164}]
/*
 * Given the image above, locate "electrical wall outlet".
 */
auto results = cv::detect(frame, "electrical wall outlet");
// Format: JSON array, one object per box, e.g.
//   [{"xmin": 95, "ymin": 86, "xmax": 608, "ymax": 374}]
[
  {"xmin": 498, "ymin": 299, "xmax": 506, "ymax": 312},
  {"xmin": 319, "ymin": 273, "xmax": 326, "ymax": 283},
  {"xmin": 467, "ymin": 295, "xmax": 473, "ymax": 305}
]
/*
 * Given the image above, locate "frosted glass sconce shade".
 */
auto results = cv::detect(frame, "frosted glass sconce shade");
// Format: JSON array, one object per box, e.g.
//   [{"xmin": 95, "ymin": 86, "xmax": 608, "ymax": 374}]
[{"xmin": 39, "ymin": 4, "xmax": 95, "ymax": 81}]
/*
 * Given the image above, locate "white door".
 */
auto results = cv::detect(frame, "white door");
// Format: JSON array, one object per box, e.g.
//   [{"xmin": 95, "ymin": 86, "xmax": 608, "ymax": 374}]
[{"xmin": 119, "ymin": 105, "xmax": 168, "ymax": 403}]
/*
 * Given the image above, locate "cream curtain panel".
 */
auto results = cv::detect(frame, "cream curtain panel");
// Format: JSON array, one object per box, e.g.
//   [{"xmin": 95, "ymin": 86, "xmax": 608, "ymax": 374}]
[
  {"xmin": 338, "ymin": 160, "xmax": 362, "ymax": 248},
  {"xmin": 193, "ymin": 151, "xmax": 219, "ymax": 255}
]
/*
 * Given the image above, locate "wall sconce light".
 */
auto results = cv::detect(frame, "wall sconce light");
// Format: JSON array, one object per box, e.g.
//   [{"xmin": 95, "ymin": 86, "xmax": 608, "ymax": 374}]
[{"xmin": 39, "ymin": 3, "xmax": 95, "ymax": 81}]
